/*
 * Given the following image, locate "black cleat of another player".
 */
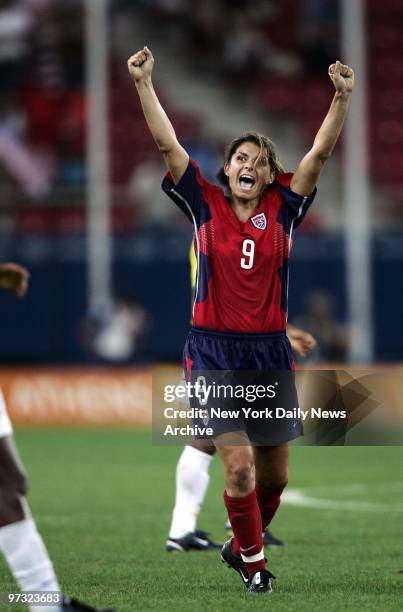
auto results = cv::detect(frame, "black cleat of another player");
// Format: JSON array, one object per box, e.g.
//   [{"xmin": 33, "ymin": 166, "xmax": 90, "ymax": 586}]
[
  {"xmin": 262, "ymin": 528, "xmax": 285, "ymax": 547},
  {"xmin": 61, "ymin": 595, "xmax": 115, "ymax": 611},
  {"xmin": 220, "ymin": 538, "xmax": 249, "ymax": 588},
  {"xmin": 166, "ymin": 529, "xmax": 221, "ymax": 552},
  {"xmin": 194, "ymin": 529, "xmax": 221, "ymax": 549},
  {"xmin": 247, "ymin": 569, "xmax": 276, "ymax": 593}
]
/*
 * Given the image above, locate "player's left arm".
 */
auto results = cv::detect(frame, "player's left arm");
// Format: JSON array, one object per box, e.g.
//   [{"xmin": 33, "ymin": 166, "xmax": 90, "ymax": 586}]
[
  {"xmin": 0, "ymin": 263, "xmax": 30, "ymax": 297},
  {"xmin": 291, "ymin": 61, "xmax": 354, "ymax": 196}
]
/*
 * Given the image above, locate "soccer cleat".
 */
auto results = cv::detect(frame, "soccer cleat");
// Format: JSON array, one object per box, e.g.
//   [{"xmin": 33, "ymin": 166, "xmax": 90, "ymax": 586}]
[
  {"xmin": 262, "ymin": 529, "xmax": 285, "ymax": 547},
  {"xmin": 61, "ymin": 595, "xmax": 115, "ymax": 611},
  {"xmin": 247, "ymin": 569, "xmax": 276, "ymax": 593},
  {"xmin": 194, "ymin": 529, "xmax": 221, "ymax": 549},
  {"xmin": 166, "ymin": 529, "xmax": 221, "ymax": 552},
  {"xmin": 220, "ymin": 538, "xmax": 249, "ymax": 588}
]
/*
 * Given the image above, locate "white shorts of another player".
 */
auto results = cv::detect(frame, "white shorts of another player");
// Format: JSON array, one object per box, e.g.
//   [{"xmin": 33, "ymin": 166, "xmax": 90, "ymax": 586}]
[{"xmin": 0, "ymin": 388, "xmax": 13, "ymax": 438}]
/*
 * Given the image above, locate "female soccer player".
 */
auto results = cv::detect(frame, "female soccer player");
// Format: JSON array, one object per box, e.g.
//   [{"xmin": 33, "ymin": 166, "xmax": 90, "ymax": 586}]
[
  {"xmin": 128, "ymin": 47, "xmax": 354, "ymax": 593},
  {"xmin": 166, "ymin": 247, "xmax": 316, "ymax": 553}
]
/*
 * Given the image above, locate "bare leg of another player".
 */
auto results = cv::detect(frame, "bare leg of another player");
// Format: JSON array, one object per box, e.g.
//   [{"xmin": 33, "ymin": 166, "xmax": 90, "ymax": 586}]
[
  {"xmin": 0, "ymin": 264, "xmax": 114, "ymax": 612},
  {"xmin": 0, "ymin": 395, "xmax": 114, "ymax": 611}
]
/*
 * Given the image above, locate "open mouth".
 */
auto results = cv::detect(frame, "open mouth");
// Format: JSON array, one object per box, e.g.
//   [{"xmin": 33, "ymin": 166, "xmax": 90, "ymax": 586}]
[{"xmin": 239, "ymin": 174, "xmax": 256, "ymax": 190}]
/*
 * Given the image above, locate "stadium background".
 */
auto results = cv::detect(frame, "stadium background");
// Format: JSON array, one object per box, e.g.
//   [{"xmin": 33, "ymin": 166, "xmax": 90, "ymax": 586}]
[{"xmin": 0, "ymin": 1, "xmax": 402, "ymax": 611}]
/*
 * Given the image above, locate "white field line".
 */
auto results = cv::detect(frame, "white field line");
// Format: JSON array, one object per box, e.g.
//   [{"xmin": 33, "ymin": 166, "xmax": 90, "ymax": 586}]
[
  {"xmin": 282, "ymin": 488, "xmax": 403, "ymax": 513},
  {"xmin": 298, "ymin": 481, "xmax": 403, "ymax": 495}
]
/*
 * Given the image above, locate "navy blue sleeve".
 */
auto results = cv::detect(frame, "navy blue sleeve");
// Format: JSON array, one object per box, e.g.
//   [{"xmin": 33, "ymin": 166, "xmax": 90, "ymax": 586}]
[
  {"xmin": 275, "ymin": 172, "xmax": 317, "ymax": 230},
  {"xmin": 162, "ymin": 159, "xmax": 209, "ymax": 226}
]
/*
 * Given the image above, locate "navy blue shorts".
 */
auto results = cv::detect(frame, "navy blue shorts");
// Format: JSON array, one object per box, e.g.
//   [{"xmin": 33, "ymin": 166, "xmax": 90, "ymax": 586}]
[{"xmin": 183, "ymin": 327, "xmax": 302, "ymax": 445}]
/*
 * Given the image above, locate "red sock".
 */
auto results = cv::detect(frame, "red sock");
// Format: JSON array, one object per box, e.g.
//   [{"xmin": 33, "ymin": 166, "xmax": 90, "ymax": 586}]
[
  {"xmin": 224, "ymin": 490, "xmax": 265, "ymax": 577},
  {"xmin": 256, "ymin": 483, "xmax": 285, "ymax": 530}
]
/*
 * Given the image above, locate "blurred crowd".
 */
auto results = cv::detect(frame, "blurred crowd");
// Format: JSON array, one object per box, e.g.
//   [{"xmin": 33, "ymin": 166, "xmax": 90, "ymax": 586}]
[
  {"xmin": 125, "ymin": 0, "xmax": 403, "ymax": 226},
  {"xmin": 0, "ymin": 0, "xmax": 341, "ymax": 233},
  {"xmin": 115, "ymin": 0, "xmax": 340, "ymax": 229},
  {"xmin": 0, "ymin": 0, "xmax": 85, "ymax": 212},
  {"xmin": 0, "ymin": 0, "xmax": 401, "ymax": 233},
  {"xmin": 137, "ymin": 0, "xmax": 339, "ymax": 80}
]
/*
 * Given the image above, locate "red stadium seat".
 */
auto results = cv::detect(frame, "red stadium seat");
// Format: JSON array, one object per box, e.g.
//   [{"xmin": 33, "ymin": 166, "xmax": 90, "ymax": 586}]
[
  {"xmin": 371, "ymin": 153, "xmax": 403, "ymax": 185},
  {"xmin": 368, "ymin": 24, "xmax": 401, "ymax": 50},
  {"xmin": 370, "ymin": 90, "xmax": 403, "ymax": 116},
  {"xmin": 367, "ymin": 0, "xmax": 403, "ymax": 17},
  {"xmin": 372, "ymin": 56, "xmax": 403, "ymax": 84},
  {"xmin": 295, "ymin": 79, "xmax": 330, "ymax": 117},
  {"xmin": 259, "ymin": 78, "xmax": 300, "ymax": 115},
  {"xmin": 372, "ymin": 120, "xmax": 403, "ymax": 147}
]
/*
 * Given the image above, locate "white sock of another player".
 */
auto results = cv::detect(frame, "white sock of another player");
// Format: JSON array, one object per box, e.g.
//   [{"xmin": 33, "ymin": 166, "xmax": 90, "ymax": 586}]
[
  {"xmin": 0, "ymin": 518, "xmax": 62, "ymax": 612},
  {"xmin": 168, "ymin": 445, "xmax": 213, "ymax": 539}
]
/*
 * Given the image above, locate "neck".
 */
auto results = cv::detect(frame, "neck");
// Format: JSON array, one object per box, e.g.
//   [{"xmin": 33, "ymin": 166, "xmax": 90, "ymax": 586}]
[{"xmin": 231, "ymin": 195, "xmax": 259, "ymax": 222}]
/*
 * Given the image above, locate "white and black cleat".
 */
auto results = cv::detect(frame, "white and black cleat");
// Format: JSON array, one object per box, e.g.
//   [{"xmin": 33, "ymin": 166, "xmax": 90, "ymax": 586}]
[
  {"xmin": 247, "ymin": 569, "xmax": 276, "ymax": 593},
  {"xmin": 61, "ymin": 595, "xmax": 115, "ymax": 611},
  {"xmin": 220, "ymin": 538, "xmax": 249, "ymax": 589},
  {"xmin": 166, "ymin": 529, "xmax": 221, "ymax": 552}
]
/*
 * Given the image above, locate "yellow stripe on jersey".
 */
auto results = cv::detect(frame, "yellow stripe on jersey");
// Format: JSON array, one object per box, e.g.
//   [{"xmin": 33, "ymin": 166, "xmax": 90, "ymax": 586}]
[{"xmin": 189, "ymin": 241, "xmax": 197, "ymax": 290}]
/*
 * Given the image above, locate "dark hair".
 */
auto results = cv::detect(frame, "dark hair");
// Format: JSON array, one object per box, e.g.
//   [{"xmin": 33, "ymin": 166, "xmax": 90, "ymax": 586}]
[{"xmin": 217, "ymin": 131, "xmax": 284, "ymax": 187}]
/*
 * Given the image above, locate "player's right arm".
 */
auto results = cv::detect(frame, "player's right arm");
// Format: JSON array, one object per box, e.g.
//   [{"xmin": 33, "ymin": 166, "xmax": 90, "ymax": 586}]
[{"xmin": 128, "ymin": 47, "xmax": 189, "ymax": 184}]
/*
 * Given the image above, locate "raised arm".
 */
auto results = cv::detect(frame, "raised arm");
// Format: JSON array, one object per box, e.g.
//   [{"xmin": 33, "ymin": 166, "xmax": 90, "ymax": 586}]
[
  {"xmin": 128, "ymin": 47, "xmax": 189, "ymax": 184},
  {"xmin": 291, "ymin": 61, "xmax": 354, "ymax": 196}
]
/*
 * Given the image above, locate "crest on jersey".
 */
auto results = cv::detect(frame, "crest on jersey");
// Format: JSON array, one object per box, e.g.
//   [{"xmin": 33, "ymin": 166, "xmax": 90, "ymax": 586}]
[{"xmin": 251, "ymin": 212, "xmax": 267, "ymax": 230}]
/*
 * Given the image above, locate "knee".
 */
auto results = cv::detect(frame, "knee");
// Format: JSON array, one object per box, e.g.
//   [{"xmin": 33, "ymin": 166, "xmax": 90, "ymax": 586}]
[
  {"xmin": 257, "ymin": 475, "xmax": 288, "ymax": 493},
  {"xmin": 272, "ymin": 465, "xmax": 289, "ymax": 491},
  {"xmin": 224, "ymin": 451, "xmax": 254, "ymax": 493},
  {"xmin": 264, "ymin": 479, "xmax": 288, "ymax": 493}
]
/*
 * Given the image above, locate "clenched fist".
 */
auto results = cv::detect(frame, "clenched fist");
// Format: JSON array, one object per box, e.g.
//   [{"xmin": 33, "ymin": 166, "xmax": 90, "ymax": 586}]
[
  {"xmin": 127, "ymin": 46, "xmax": 154, "ymax": 83},
  {"xmin": 0, "ymin": 263, "xmax": 30, "ymax": 298},
  {"xmin": 328, "ymin": 60, "xmax": 354, "ymax": 95}
]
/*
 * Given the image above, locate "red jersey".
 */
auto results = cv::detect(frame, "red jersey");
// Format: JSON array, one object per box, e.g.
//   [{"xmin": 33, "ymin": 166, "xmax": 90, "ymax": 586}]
[{"xmin": 162, "ymin": 159, "xmax": 316, "ymax": 333}]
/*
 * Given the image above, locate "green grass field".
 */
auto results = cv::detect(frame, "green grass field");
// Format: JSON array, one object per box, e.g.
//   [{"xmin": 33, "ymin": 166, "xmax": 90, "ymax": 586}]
[{"xmin": 0, "ymin": 429, "xmax": 402, "ymax": 611}]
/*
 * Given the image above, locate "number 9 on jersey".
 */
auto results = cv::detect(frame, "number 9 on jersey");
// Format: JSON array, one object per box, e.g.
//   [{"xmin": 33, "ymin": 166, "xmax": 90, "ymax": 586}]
[{"xmin": 241, "ymin": 239, "xmax": 255, "ymax": 269}]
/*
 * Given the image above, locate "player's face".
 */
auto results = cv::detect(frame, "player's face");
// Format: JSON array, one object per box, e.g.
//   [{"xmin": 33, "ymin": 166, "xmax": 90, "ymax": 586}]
[{"xmin": 224, "ymin": 141, "xmax": 273, "ymax": 203}]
